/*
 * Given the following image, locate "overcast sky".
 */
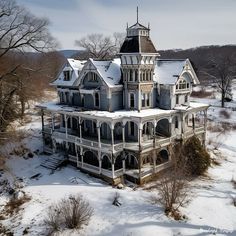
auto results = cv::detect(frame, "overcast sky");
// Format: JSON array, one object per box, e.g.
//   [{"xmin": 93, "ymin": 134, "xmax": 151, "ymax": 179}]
[{"xmin": 17, "ymin": 0, "xmax": 236, "ymax": 50}]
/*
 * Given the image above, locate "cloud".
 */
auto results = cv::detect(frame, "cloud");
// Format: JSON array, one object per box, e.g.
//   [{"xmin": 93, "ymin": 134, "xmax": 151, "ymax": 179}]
[{"xmin": 16, "ymin": 0, "xmax": 236, "ymax": 50}]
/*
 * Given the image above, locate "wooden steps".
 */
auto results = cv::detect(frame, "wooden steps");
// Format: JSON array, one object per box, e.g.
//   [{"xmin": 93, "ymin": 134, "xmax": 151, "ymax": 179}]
[{"xmin": 40, "ymin": 156, "xmax": 66, "ymax": 170}]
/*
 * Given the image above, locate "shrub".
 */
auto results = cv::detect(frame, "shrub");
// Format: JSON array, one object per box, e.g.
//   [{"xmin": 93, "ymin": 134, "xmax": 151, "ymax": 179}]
[
  {"xmin": 232, "ymin": 196, "xmax": 236, "ymax": 207},
  {"xmin": 219, "ymin": 109, "xmax": 231, "ymax": 119},
  {"xmin": 44, "ymin": 194, "xmax": 93, "ymax": 234},
  {"xmin": 191, "ymin": 88, "xmax": 213, "ymax": 98},
  {"xmin": 5, "ymin": 194, "xmax": 31, "ymax": 216},
  {"xmin": 183, "ymin": 136, "xmax": 211, "ymax": 176}
]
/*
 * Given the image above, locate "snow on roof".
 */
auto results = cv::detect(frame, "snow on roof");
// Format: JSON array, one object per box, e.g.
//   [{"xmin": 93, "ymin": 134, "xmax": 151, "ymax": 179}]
[
  {"xmin": 154, "ymin": 59, "xmax": 186, "ymax": 84},
  {"xmin": 51, "ymin": 58, "xmax": 86, "ymax": 86},
  {"xmin": 37, "ymin": 101, "xmax": 208, "ymax": 121},
  {"xmin": 175, "ymin": 102, "xmax": 209, "ymax": 111},
  {"xmin": 90, "ymin": 58, "xmax": 121, "ymax": 88}
]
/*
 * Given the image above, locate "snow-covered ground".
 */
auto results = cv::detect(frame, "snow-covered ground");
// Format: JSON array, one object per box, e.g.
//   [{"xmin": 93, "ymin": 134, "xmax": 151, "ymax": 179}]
[{"xmin": 0, "ymin": 88, "xmax": 236, "ymax": 236}]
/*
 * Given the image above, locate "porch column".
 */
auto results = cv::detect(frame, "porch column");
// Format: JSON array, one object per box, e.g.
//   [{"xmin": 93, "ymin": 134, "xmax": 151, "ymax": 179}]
[
  {"xmin": 52, "ymin": 139, "xmax": 56, "ymax": 153},
  {"xmin": 168, "ymin": 117, "xmax": 172, "ymax": 137},
  {"xmin": 111, "ymin": 158, "xmax": 115, "ymax": 179},
  {"xmin": 192, "ymin": 114, "xmax": 195, "ymax": 130},
  {"xmin": 51, "ymin": 113, "xmax": 54, "ymax": 131},
  {"xmin": 97, "ymin": 121, "xmax": 101, "ymax": 148},
  {"xmin": 122, "ymin": 122, "xmax": 125, "ymax": 148},
  {"xmin": 138, "ymin": 123, "xmax": 143, "ymax": 151},
  {"xmin": 98, "ymin": 151, "xmax": 102, "ymax": 174},
  {"xmin": 181, "ymin": 113, "xmax": 186, "ymax": 134},
  {"xmin": 65, "ymin": 114, "xmax": 68, "ymax": 139},
  {"xmin": 41, "ymin": 109, "xmax": 44, "ymax": 131},
  {"xmin": 153, "ymin": 120, "xmax": 156, "ymax": 148},
  {"xmin": 138, "ymin": 85, "xmax": 141, "ymax": 112},
  {"xmin": 204, "ymin": 110, "xmax": 207, "ymax": 131},
  {"xmin": 80, "ymin": 147, "xmax": 84, "ymax": 168},
  {"xmin": 122, "ymin": 151, "xmax": 126, "ymax": 173},
  {"xmin": 111, "ymin": 123, "xmax": 114, "ymax": 152},
  {"xmin": 79, "ymin": 117, "xmax": 82, "ymax": 141},
  {"xmin": 75, "ymin": 144, "xmax": 79, "ymax": 167},
  {"xmin": 64, "ymin": 114, "xmax": 68, "ymax": 149}
]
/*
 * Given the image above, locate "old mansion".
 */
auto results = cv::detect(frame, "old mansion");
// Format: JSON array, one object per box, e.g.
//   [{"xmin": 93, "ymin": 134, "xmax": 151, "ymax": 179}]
[{"xmin": 38, "ymin": 17, "xmax": 208, "ymax": 184}]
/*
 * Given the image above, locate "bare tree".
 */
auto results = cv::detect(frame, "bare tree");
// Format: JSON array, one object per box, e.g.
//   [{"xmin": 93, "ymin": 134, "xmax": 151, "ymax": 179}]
[
  {"xmin": 0, "ymin": 0, "xmax": 57, "ymax": 59},
  {"xmin": 75, "ymin": 32, "xmax": 125, "ymax": 60},
  {"xmin": 0, "ymin": 0, "xmax": 59, "ymax": 132},
  {"xmin": 201, "ymin": 53, "xmax": 236, "ymax": 107},
  {"xmin": 152, "ymin": 144, "xmax": 190, "ymax": 220}
]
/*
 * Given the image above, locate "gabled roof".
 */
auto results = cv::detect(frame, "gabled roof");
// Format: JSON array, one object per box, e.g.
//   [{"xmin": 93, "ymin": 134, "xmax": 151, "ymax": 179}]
[
  {"xmin": 154, "ymin": 59, "xmax": 199, "ymax": 85},
  {"xmin": 120, "ymin": 36, "xmax": 157, "ymax": 54},
  {"xmin": 51, "ymin": 58, "xmax": 86, "ymax": 86},
  {"xmin": 88, "ymin": 58, "xmax": 122, "ymax": 88}
]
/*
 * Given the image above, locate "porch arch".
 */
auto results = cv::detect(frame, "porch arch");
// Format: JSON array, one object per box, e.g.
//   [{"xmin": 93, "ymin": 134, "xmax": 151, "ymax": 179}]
[
  {"xmin": 156, "ymin": 118, "xmax": 171, "ymax": 137},
  {"xmin": 156, "ymin": 149, "xmax": 169, "ymax": 165},
  {"xmin": 101, "ymin": 154, "xmax": 112, "ymax": 170},
  {"xmin": 83, "ymin": 150, "xmax": 99, "ymax": 167},
  {"xmin": 125, "ymin": 153, "xmax": 138, "ymax": 169},
  {"xmin": 125, "ymin": 121, "xmax": 138, "ymax": 142}
]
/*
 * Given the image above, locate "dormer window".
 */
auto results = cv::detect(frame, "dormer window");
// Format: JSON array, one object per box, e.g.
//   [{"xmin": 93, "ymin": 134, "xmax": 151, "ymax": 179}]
[
  {"xmin": 88, "ymin": 72, "xmax": 98, "ymax": 82},
  {"xmin": 176, "ymin": 79, "xmax": 189, "ymax": 90},
  {"xmin": 63, "ymin": 71, "xmax": 70, "ymax": 81}
]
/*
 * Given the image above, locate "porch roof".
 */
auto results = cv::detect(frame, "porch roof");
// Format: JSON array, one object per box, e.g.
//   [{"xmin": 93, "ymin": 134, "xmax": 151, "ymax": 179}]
[{"xmin": 37, "ymin": 102, "xmax": 209, "ymax": 122}]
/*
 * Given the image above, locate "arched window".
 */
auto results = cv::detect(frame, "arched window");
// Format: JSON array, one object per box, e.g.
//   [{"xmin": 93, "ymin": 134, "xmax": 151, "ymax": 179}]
[
  {"xmin": 130, "ymin": 93, "xmax": 135, "ymax": 108},
  {"xmin": 95, "ymin": 93, "xmax": 99, "ymax": 107}
]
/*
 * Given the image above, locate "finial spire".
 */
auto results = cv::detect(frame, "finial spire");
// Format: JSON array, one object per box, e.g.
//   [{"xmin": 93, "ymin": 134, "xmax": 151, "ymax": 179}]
[{"xmin": 136, "ymin": 6, "xmax": 139, "ymax": 23}]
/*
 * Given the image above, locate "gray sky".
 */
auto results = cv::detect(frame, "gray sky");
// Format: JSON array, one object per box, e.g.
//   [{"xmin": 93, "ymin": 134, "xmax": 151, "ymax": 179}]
[{"xmin": 17, "ymin": 0, "xmax": 236, "ymax": 50}]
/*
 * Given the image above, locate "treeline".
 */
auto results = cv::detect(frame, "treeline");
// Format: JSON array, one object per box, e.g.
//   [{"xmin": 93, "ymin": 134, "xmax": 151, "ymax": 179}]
[
  {"xmin": 159, "ymin": 45, "xmax": 236, "ymax": 84},
  {"xmin": 0, "ymin": 52, "xmax": 65, "ymax": 131}
]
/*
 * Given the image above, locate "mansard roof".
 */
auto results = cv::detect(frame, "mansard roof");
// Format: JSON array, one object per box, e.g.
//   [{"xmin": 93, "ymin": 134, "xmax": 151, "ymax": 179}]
[
  {"xmin": 154, "ymin": 59, "xmax": 199, "ymax": 85},
  {"xmin": 120, "ymin": 36, "xmax": 157, "ymax": 54}
]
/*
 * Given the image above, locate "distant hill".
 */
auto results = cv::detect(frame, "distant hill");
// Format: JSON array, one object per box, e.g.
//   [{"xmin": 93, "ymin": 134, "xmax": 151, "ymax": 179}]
[{"xmin": 59, "ymin": 49, "xmax": 86, "ymax": 58}]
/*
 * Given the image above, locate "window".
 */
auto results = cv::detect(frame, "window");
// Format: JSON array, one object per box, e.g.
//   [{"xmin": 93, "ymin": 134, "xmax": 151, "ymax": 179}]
[
  {"xmin": 147, "ymin": 93, "xmax": 150, "ymax": 106},
  {"xmin": 65, "ymin": 92, "xmax": 70, "ymax": 104},
  {"xmin": 63, "ymin": 71, "xmax": 70, "ymax": 81},
  {"xmin": 176, "ymin": 94, "xmax": 179, "ymax": 105},
  {"xmin": 142, "ymin": 93, "xmax": 151, "ymax": 107},
  {"xmin": 130, "ymin": 122, "xmax": 134, "ymax": 136},
  {"xmin": 129, "ymin": 70, "xmax": 133, "ymax": 82},
  {"xmin": 178, "ymin": 80, "xmax": 187, "ymax": 89},
  {"xmin": 187, "ymin": 83, "xmax": 190, "ymax": 88},
  {"xmin": 175, "ymin": 117, "xmax": 179, "ymax": 129},
  {"xmin": 60, "ymin": 92, "xmax": 65, "ymax": 103},
  {"xmin": 185, "ymin": 94, "xmax": 188, "ymax": 103},
  {"xmin": 95, "ymin": 93, "xmax": 99, "ymax": 107},
  {"xmin": 88, "ymin": 72, "xmax": 98, "ymax": 82},
  {"xmin": 93, "ymin": 122, "xmax": 97, "ymax": 134},
  {"xmin": 135, "ymin": 70, "xmax": 138, "ymax": 81},
  {"xmin": 142, "ymin": 93, "xmax": 145, "ymax": 107},
  {"xmin": 130, "ymin": 93, "xmax": 135, "ymax": 108}
]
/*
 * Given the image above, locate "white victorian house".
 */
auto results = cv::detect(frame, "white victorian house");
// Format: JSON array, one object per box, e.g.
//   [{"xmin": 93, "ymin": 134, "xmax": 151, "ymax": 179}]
[{"xmin": 38, "ymin": 17, "xmax": 209, "ymax": 184}]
